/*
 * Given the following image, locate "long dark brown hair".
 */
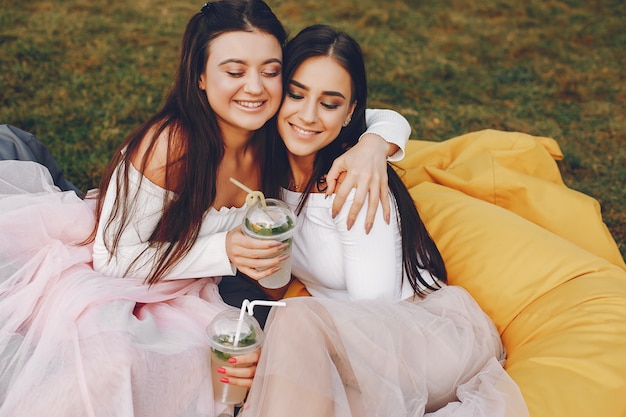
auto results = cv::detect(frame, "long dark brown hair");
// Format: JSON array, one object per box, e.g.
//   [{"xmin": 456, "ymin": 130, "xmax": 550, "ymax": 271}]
[
  {"xmin": 88, "ymin": 0, "xmax": 287, "ymax": 284},
  {"xmin": 262, "ymin": 24, "xmax": 446, "ymax": 296}
]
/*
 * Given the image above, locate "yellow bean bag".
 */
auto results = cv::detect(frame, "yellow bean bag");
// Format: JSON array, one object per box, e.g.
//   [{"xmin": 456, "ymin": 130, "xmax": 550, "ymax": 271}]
[{"xmin": 285, "ymin": 130, "xmax": 626, "ymax": 417}]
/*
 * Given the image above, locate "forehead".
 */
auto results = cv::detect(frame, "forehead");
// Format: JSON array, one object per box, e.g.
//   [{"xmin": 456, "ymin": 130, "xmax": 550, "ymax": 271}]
[
  {"xmin": 292, "ymin": 56, "xmax": 352, "ymax": 93},
  {"xmin": 208, "ymin": 30, "xmax": 283, "ymax": 64}
]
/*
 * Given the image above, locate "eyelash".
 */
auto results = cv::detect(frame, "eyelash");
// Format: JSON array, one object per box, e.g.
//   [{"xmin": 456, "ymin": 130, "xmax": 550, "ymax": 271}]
[
  {"xmin": 287, "ymin": 91, "xmax": 303, "ymax": 100},
  {"xmin": 226, "ymin": 70, "xmax": 281, "ymax": 78},
  {"xmin": 287, "ymin": 91, "xmax": 340, "ymax": 110}
]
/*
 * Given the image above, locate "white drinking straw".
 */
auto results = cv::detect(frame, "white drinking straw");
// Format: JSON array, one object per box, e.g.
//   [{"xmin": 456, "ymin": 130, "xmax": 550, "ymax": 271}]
[
  {"xmin": 229, "ymin": 177, "xmax": 267, "ymax": 208},
  {"xmin": 233, "ymin": 299, "xmax": 287, "ymax": 346}
]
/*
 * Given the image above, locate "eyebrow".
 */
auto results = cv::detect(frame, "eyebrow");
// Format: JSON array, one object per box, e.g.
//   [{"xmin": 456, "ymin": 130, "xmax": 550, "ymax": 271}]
[
  {"xmin": 218, "ymin": 58, "xmax": 282, "ymax": 66},
  {"xmin": 289, "ymin": 80, "xmax": 346, "ymax": 99}
]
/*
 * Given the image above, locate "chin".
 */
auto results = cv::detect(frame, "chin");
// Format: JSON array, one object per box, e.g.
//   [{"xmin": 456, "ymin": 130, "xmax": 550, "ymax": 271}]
[
  {"xmin": 240, "ymin": 117, "xmax": 272, "ymax": 131},
  {"xmin": 289, "ymin": 144, "xmax": 317, "ymax": 158}
]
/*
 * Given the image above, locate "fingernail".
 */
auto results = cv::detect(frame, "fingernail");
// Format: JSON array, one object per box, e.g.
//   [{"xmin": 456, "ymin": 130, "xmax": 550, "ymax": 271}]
[
  {"xmin": 347, "ymin": 218, "xmax": 354, "ymax": 230},
  {"xmin": 228, "ymin": 357, "xmax": 237, "ymax": 364},
  {"xmin": 332, "ymin": 210, "xmax": 338, "ymax": 218},
  {"xmin": 365, "ymin": 222, "xmax": 372, "ymax": 234},
  {"xmin": 217, "ymin": 367, "xmax": 226, "ymax": 374},
  {"xmin": 278, "ymin": 253, "xmax": 290, "ymax": 261},
  {"xmin": 220, "ymin": 377, "xmax": 229, "ymax": 383},
  {"xmin": 385, "ymin": 214, "xmax": 390, "ymax": 224}
]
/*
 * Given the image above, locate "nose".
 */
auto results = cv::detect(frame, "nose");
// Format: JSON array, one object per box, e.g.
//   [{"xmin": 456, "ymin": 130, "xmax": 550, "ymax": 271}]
[
  {"xmin": 243, "ymin": 71, "xmax": 263, "ymax": 95},
  {"xmin": 298, "ymin": 98, "xmax": 317, "ymax": 124}
]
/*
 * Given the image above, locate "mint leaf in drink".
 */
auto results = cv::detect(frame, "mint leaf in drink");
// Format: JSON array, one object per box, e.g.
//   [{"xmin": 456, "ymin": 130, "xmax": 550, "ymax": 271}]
[
  {"xmin": 212, "ymin": 347, "xmax": 232, "ymax": 361},
  {"xmin": 211, "ymin": 325, "xmax": 257, "ymax": 361},
  {"xmin": 245, "ymin": 216, "xmax": 294, "ymax": 236},
  {"xmin": 237, "ymin": 327, "xmax": 257, "ymax": 347}
]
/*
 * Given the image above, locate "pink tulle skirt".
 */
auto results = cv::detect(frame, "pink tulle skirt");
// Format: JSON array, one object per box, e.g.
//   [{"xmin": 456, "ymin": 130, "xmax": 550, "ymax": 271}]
[
  {"xmin": 0, "ymin": 161, "xmax": 231, "ymax": 417},
  {"xmin": 244, "ymin": 289, "xmax": 529, "ymax": 417}
]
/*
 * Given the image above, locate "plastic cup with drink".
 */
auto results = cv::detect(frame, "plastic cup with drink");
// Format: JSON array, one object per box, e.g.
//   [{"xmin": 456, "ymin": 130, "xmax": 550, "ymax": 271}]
[
  {"xmin": 230, "ymin": 178, "xmax": 296, "ymax": 289},
  {"xmin": 207, "ymin": 299, "xmax": 286, "ymax": 406}
]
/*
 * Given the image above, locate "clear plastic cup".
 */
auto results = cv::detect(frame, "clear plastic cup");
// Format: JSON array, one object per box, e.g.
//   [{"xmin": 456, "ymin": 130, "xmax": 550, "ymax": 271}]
[
  {"xmin": 241, "ymin": 198, "xmax": 296, "ymax": 288},
  {"xmin": 207, "ymin": 308, "xmax": 265, "ymax": 405}
]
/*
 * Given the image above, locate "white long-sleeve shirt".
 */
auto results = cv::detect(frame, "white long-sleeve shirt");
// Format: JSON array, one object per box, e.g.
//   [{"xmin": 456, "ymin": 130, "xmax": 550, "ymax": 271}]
[
  {"xmin": 283, "ymin": 189, "xmax": 436, "ymax": 301},
  {"xmin": 362, "ymin": 108, "xmax": 410, "ymax": 161},
  {"xmin": 92, "ymin": 109, "xmax": 411, "ymax": 280}
]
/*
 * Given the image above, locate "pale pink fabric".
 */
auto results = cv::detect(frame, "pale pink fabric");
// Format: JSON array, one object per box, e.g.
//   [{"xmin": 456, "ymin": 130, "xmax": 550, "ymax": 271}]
[
  {"xmin": 245, "ymin": 288, "xmax": 529, "ymax": 417},
  {"xmin": 0, "ymin": 161, "xmax": 231, "ymax": 417}
]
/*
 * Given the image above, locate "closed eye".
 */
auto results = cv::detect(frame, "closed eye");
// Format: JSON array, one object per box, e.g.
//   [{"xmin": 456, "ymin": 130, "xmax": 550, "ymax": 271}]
[
  {"xmin": 287, "ymin": 90, "xmax": 304, "ymax": 100},
  {"xmin": 262, "ymin": 69, "xmax": 282, "ymax": 77},
  {"xmin": 321, "ymin": 102, "xmax": 340, "ymax": 110}
]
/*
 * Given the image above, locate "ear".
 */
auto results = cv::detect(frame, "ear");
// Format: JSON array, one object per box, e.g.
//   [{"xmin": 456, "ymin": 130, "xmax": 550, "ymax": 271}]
[
  {"xmin": 198, "ymin": 75, "xmax": 206, "ymax": 91},
  {"xmin": 343, "ymin": 101, "xmax": 357, "ymax": 127},
  {"xmin": 342, "ymin": 101, "xmax": 356, "ymax": 127},
  {"xmin": 348, "ymin": 100, "xmax": 356, "ymax": 119}
]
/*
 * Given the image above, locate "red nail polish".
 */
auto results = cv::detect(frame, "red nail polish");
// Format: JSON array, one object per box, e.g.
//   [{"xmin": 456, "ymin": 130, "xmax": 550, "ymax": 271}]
[
  {"xmin": 228, "ymin": 357, "xmax": 237, "ymax": 364},
  {"xmin": 220, "ymin": 377, "xmax": 229, "ymax": 383},
  {"xmin": 217, "ymin": 367, "xmax": 226, "ymax": 374}
]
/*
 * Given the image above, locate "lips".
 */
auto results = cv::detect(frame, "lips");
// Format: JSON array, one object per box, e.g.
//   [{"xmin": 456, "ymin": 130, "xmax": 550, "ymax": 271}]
[
  {"xmin": 235, "ymin": 100, "xmax": 265, "ymax": 109},
  {"xmin": 290, "ymin": 123, "xmax": 320, "ymax": 137}
]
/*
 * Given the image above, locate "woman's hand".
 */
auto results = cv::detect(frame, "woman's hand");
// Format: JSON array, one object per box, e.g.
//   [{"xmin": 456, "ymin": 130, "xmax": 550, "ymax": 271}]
[
  {"xmin": 225, "ymin": 226, "xmax": 289, "ymax": 280},
  {"xmin": 325, "ymin": 134, "xmax": 398, "ymax": 234},
  {"xmin": 218, "ymin": 349, "xmax": 261, "ymax": 389}
]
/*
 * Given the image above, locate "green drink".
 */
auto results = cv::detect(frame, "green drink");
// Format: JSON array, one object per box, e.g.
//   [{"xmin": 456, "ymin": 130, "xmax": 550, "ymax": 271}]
[
  {"xmin": 207, "ymin": 309, "xmax": 264, "ymax": 405},
  {"xmin": 242, "ymin": 198, "xmax": 296, "ymax": 288}
]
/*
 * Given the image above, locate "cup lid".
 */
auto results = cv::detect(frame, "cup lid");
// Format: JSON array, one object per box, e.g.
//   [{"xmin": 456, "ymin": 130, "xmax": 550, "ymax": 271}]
[
  {"xmin": 206, "ymin": 309, "xmax": 264, "ymax": 355},
  {"xmin": 243, "ymin": 198, "xmax": 295, "ymax": 236}
]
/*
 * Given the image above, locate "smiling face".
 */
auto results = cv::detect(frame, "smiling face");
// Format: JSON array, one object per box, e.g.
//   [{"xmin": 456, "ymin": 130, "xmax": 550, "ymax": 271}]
[
  {"xmin": 277, "ymin": 56, "xmax": 356, "ymax": 165},
  {"xmin": 199, "ymin": 30, "xmax": 283, "ymax": 140}
]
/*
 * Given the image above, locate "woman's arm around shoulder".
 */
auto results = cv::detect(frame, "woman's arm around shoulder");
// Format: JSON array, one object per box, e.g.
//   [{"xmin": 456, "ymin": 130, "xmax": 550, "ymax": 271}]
[
  {"xmin": 325, "ymin": 108, "xmax": 411, "ymax": 233},
  {"xmin": 333, "ymin": 191, "xmax": 403, "ymax": 300}
]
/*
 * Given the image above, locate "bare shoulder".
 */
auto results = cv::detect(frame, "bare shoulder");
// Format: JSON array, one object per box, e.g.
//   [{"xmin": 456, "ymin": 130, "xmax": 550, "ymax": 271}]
[{"xmin": 130, "ymin": 124, "xmax": 183, "ymax": 190}]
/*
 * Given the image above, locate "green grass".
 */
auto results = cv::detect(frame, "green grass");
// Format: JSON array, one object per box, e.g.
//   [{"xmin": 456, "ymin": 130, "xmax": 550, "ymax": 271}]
[{"xmin": 1, "ymin": 0, "xmax": 624, "ymax": 259}]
